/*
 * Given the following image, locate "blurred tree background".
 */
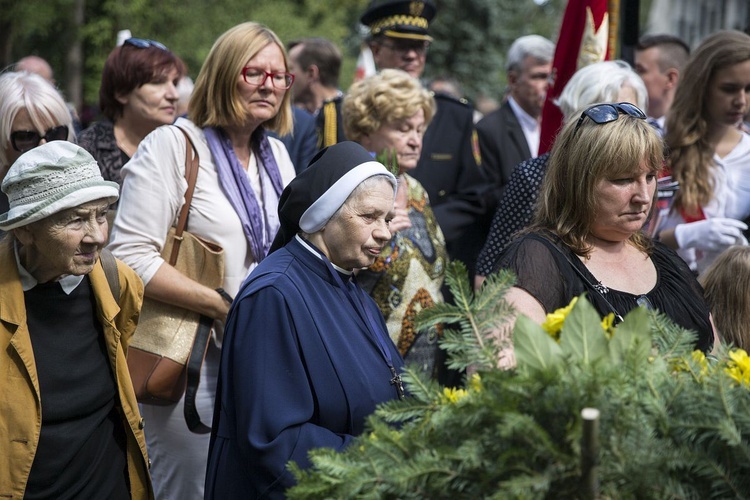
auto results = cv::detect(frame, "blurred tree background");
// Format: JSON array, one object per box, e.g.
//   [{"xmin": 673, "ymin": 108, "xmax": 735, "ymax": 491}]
[{"xmin": 0, "ymin": 0, "xmax": 567, "ymax": 122}]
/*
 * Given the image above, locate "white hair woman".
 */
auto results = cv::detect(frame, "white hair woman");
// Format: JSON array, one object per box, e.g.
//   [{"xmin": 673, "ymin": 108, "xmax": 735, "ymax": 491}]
[
  {"xmin": 0, "ymin": 71, "xmax": 75, "ymax": 213},
  {"xmin": 206, "ymin": 142, "xmax": 404, "ymax": 498},
  {"xmin": 0, "ymin": 141, "xmax": 150, "ymax": 498}
]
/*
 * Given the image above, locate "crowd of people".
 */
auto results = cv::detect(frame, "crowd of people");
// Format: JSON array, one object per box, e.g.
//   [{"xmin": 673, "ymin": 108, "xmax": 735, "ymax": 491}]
[{"xmin": 2, "ymin": 0, "xmax": 750, "ymax": 498}]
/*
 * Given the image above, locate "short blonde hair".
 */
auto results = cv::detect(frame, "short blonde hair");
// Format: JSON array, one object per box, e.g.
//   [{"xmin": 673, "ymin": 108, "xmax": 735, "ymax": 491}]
[
  {"xmin": 343, "ymin": 69, "xmax": 435, "ymax": 143},
  {"xmin": 699, "ymin": 246, "xmax": 750, "ymax": 350},
  {"xmin": 534, "ymin": 107, "xmax": 664, "ymax": 256},
  {"xmin": 189, "ymin": 22, "xmax": 293, "ymax": 135}
]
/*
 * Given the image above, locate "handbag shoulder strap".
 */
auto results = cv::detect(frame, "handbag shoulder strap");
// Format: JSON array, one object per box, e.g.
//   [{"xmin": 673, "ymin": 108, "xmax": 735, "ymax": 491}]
[
  {"xmin": 99, "ymin": 248, "xmax": 121, "ymax": 304},
  {"xmin": 168, "ymin": 125, "xmax": 201, "ymax": 266}
]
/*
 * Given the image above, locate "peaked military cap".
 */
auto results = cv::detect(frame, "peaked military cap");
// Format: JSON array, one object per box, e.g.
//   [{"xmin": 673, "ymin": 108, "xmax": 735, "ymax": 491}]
[{"xmin": 361, "ymin": 0, "xmax": 436, "ymax": 41}]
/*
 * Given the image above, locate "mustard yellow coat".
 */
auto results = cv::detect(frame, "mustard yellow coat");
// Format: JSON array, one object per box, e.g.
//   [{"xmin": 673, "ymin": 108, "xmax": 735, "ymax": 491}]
[{"xmin": 0, "ymin": 240, "xmax": 153, "ymax": 499}]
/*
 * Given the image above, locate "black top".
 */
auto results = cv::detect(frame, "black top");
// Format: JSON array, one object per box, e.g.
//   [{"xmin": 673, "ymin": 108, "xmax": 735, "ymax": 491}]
[
  {"xmin": 24, "ymin": 278, "xmax": 129, "ymax": 499},
  {"xmin": 77, "ymin": 120, "xmax": 130, "ymax": 189},
  {"xmin": 495, "ymin": 231, "xmax": 713, "ymax": 352},
  {"xmin": 476, "ymin": 153, "xmax": 549, "ymax": 276}
]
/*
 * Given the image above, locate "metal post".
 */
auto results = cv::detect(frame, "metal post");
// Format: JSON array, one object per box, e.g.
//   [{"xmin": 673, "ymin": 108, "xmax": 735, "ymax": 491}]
[{"xmin": 581, "ymin": 407, "xmax": 600, "ymax": 499}]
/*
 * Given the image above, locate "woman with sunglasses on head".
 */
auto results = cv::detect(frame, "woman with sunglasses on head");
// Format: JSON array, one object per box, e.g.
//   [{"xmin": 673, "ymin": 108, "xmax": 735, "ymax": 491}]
[
  {"xmin": 108, "ymin": 22, "xmax": 296, "ymax": 498},
  {"xmin": 0, "ymin": 71, "xmax": 75, "ymax": 215},
  {"xmin": 655, "ymin": 30, "xmax": 750, "ymax": 276},
  {"xmin": 77, "ymin": 37, "xmax": 186, "ymax": 189},
  {"xmin": 474, "ymin": 60, "xmax": 648, "ymax": 289},
  {"xmin": 494, "ymin": 103, "xmax": 714, "ymax": 364}
]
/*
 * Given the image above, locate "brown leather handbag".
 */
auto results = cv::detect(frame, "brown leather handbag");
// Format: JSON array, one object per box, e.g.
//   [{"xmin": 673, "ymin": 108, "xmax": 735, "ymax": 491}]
[{"xmin": 126, "ymin": 126, "xmax": 223, "ymax": 433}]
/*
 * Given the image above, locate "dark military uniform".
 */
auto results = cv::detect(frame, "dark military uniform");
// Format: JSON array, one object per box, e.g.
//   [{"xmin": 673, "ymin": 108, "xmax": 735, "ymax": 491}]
[
  {"xmin": 412, "ymin": 91, "xmax": 492, "ymax": 277},
  {"xmin": 315, "ymin": 95, "xmax": 346, "ymax": 149}
]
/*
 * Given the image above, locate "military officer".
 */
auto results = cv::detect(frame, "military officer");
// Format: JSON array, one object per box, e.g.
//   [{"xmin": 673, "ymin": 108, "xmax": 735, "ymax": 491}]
[{"xmin": 359, "ymin": 0, "xmax": 492, "ymax": 278}]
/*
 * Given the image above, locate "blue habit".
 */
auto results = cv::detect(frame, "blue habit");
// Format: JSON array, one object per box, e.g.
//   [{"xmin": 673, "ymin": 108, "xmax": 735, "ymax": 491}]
[{"xmin": 205, "ymin": 236, "xmax": 405, "ymax": 499}]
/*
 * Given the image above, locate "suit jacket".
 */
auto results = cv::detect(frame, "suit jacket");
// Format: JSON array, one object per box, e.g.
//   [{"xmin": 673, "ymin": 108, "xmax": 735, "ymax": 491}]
[
  {"xmin": 476, "ymin": 101, "xmax": 533, "ymax": 198},
  {"xmin": 274, "ymin": 107, "xmax": 319, "ymax": 173}
]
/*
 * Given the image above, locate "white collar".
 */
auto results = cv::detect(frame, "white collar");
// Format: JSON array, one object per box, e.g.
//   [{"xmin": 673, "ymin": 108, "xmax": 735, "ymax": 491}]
[
  {"xmin": 508, "ymin": 96, "xmax": 539, "ymax": 131},
  {"xmin": 14, "ymin": 240, "xmax": 85, "ymax": 294},
  {"xmin": 296, "ymin": 234, "xmax": 352, "ymax": 275}
]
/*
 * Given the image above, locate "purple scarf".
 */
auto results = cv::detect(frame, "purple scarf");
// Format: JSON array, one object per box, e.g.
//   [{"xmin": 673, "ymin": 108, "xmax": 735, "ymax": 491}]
[{"xmin": 203, "ymin": 127, "xmax": 284, "ymax": 262}]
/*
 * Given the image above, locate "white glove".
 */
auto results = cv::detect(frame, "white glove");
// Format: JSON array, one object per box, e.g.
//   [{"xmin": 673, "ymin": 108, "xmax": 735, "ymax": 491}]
[{"xmin": 674, "ymin": 218, "xmax": 749, "ymax": 252}]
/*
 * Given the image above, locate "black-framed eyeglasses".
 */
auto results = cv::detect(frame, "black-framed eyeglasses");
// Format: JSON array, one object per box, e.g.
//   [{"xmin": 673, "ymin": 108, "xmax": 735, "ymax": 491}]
[
  {"xmin": 10, "ymin": 125, "xmax": 69, "ymax": 153},
  {"xmin": 574, "ymin": 102, "xmax": 647, "ymax": 135},
  {"xmin": 379, "ymin": 40, "xmax": 431, "ymax": 55},
  {"xmin": 241, "ymin": 67, "xmax": 294, "ymax": 90},
  {"xmin": 124, "ymin": 37, "xmax": 169, "ymax": 51}
]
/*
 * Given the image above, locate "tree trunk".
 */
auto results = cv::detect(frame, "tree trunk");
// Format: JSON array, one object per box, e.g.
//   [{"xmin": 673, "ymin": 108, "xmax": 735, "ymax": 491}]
[{"xmin": 66, "ymin": 0, "xmax": 85, "ymax": 111}]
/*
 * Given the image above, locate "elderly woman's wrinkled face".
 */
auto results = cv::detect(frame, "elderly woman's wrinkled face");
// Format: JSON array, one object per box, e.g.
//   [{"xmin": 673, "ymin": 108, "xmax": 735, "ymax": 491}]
[
  {"xmin": 590, "ymin": 160, "xmax": 656, "ymax": 243},
  {"xmin": 361, "ymin": 109, "xmax": 426, "ymax": 174},
  {"xmin": 320, "ymin": 180, "xmax": 394, "ymax": 270},
  {"xmin": 14, "ymin": 199, "xmax": 110, "ymax": 283},
  {"xmin": 237, "ymin": 43, "xmax": 288, "ymax": 127},
  {"xmin": 3, "ymin": 108, "xmax": 66, "ymax": 177}
]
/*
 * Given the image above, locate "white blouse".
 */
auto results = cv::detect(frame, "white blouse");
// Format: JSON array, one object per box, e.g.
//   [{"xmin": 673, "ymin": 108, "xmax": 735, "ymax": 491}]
[{"xmin": 108, "ymin": 117, "xmax": 296, "ymax": 299}]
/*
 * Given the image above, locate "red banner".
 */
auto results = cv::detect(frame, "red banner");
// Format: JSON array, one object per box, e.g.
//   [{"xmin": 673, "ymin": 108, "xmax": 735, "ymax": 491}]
[{"xmin": 538, "ymin": 0, "xmax": 616, "ymax": 154}]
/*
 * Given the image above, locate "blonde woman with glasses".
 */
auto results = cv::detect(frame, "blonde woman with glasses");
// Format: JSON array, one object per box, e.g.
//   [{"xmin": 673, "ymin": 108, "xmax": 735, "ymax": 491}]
[{"xmin": 108, "ymin": 22, "xmax": 296, "ymax": 498}]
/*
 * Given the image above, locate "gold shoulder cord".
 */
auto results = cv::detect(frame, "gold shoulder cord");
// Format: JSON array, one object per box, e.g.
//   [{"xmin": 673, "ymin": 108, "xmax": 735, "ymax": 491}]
[{"xmin": 323, "ymin": 102, "xmax": 337, "ymax": 147}]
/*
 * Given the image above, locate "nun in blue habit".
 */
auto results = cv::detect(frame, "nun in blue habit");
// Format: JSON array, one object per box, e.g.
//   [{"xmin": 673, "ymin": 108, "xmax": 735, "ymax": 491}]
[{"xmin": 205, "ymin": 141, "xmax": 406, "ymax": 499}]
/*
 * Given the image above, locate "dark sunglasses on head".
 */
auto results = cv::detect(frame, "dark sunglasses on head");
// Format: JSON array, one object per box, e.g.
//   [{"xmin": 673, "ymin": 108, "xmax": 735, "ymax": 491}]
[
  {"xmin": 574, "ymin": 102, "xmax": 647, "ymax": 135},
  {"xmin": 124, "ymin": 37, "xmax": 169, "ymax": 51},
  {"xmin": 10, "ymin": 125, "xmax": 69, "ymax": 153}
]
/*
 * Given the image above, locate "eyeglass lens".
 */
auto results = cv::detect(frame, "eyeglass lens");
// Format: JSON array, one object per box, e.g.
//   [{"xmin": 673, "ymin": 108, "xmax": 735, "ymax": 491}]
[
  {"xmin": 382, "ymin": 41, "xmax": 430, "ymax": 54},
  {"xmin": 575, "ymin": 102, "xmax": 647, "ymax": 134},
  {"xmin": 10, "ymin": 125, "xmax": 69, "ymax": 152},
  {"xmin": 242, "ymin": 68, "xmax": 294, "ymax": 89}
]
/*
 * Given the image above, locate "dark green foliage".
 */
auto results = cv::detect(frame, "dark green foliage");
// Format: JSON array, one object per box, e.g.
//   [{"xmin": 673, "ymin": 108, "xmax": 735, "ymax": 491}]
[{"xmin": 288, "ymin": 262, "xmax": 750, "ymax": 499}]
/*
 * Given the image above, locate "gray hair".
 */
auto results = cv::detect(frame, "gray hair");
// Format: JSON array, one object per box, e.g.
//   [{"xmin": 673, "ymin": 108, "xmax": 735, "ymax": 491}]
[
  {"xmin": 558, "ymin": 60, "xmax": 648, "ymax": 120},
  {"xmin": 0, "ymin": 71, "xmax": 74, "ymax": 169},
  {"xmin": 506, "ymin": 35, "xmax": 554, "ymax": 73}
]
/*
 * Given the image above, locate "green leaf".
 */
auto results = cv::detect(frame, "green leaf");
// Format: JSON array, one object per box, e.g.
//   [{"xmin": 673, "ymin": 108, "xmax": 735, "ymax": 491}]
[
  {"xmin": 609, "ymin": 306, "xmax": 653, "ymax": 363},
  {"xmin": 559, "ymin": 295, "xmax": 608, "ymax": 365},
  {"xmin": 514, "ymin": 315, "xmax": 564, "ymax": 376}
]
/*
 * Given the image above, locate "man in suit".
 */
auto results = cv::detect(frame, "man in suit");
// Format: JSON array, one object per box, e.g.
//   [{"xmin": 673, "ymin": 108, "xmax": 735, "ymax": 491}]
[
  {"xmin": 476, "ymin": 35, "xmax": 554, "ymax": 202},
  {"xmin": 361, "ymin": 0, "xmax": 492, "ymax": 279}
]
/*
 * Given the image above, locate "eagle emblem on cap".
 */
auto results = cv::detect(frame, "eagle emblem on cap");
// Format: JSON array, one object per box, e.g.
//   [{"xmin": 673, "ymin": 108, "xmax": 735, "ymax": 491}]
[{"xmin": 409, "ymin": 1, "xmax": 425, "ymax": 16}]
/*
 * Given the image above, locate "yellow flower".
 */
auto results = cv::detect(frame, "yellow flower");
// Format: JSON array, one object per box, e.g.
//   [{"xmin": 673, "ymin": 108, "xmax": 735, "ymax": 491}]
[
  {"xmin": 725, "ymin": 349, "xmax": 750, "ymax": 387},
  {"xmin": 600, "ymin": 313, "xmax": 616, "ymax": 338},
  {"xmin": 692, "ymin": 350, "xmax": 709, "ymax": 377},
  {"xmin": 542, "ymin": 297, "xmax": 578, "ymax": 341},
  {"xmin": 441, "ymin": 387, "xmax": 468, "ymax": 404},
  {"xmin": 469, "ymin": 373, "xmax": 482, "ymax": 392}
]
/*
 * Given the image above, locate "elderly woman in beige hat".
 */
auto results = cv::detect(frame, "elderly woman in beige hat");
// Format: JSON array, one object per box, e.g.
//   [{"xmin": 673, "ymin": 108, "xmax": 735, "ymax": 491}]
[{"xmin": 0, "ymin": 141, "xmax": 152, "ymax": 499}]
